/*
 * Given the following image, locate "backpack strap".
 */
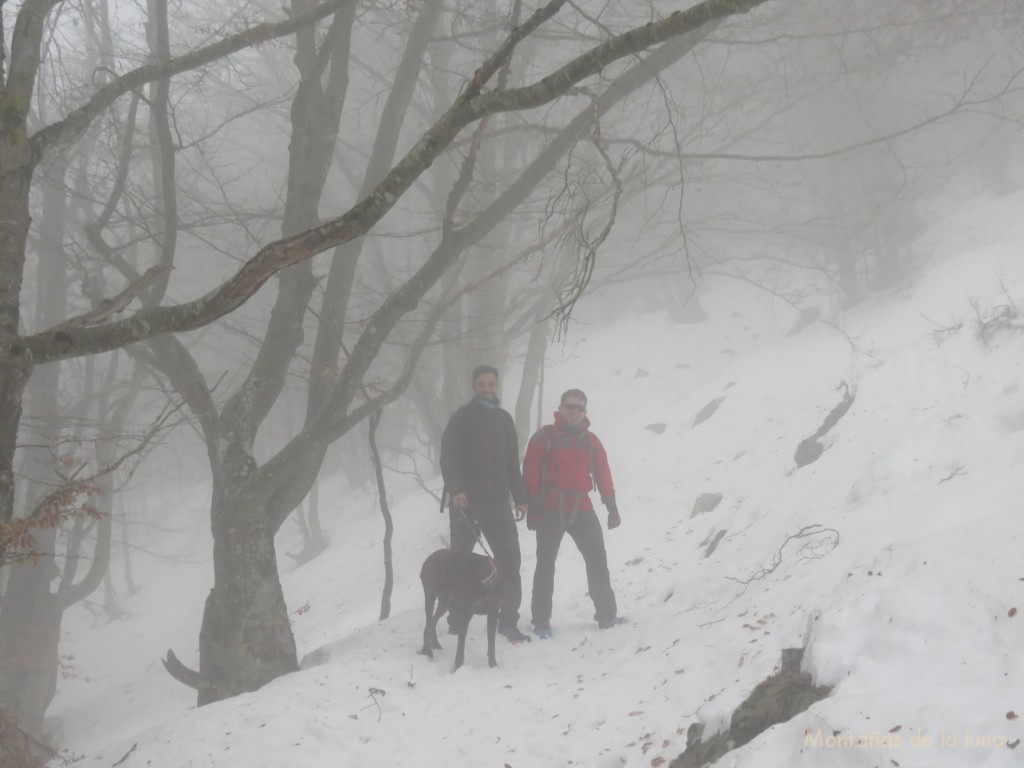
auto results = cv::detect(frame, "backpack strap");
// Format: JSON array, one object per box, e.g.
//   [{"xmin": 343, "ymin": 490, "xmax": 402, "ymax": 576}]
[{"xmin": 539, "ymin": 425, "xmax": 555, "ymax": 505}]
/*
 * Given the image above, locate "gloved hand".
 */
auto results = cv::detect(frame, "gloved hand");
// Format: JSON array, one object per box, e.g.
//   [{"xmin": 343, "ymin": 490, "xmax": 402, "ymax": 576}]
[
  {"xmin": 605, "ymin": 497, "xmax": 621, "ymax": 530},
  {"xmin": 527, "ymin": 507, "xmax": 541, "ymax": 531}
]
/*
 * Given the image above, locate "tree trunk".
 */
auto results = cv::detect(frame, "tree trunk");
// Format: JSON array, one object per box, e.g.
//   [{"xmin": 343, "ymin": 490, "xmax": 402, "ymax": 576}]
[
  {"xmin": 833, "ymin": 252, "xmax": 863, "ymax": 307},
  {"xmin": 367, "ymin": 410, "xmax": 394, "ymax": 620},
  {"xmin": 515, "ymin": 298, "xmax": 552, "ymax": 452},
  {"xmin": 197, "ymin": 498, "xmax": 297, "ymax": 704},
  {"xmin": 0, "ymin": 555, "xmax": 62, "ymax": 738},
  {"xmin": 0, "ymin": 152, "xmax": 72, "ymax": 737},
  {"xmin": 119, "ymin": 494, "xmax": 137, "ymax": 596},
  {"xmin": 0, "ymin": 166, "xmax": 33, "ymax": 525}
]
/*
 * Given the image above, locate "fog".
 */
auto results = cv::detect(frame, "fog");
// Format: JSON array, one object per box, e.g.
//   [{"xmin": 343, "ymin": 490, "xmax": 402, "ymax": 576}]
[{"xmin": 1, "ymin": 0, "xmax": 1022, "ymax": 760}]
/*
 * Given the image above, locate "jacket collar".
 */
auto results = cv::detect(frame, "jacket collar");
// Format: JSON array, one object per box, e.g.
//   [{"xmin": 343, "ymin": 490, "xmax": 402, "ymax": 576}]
[{"xmin": 553, "ymin": 411, "xmax": 591, "ymax": 433}]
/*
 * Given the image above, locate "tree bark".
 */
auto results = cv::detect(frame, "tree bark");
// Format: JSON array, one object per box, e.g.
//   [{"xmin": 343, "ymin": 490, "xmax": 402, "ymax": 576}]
[
  {"xmin": 0, "ymin": 566, "xmax": 62, "ymax": 738},
  {"xmin": 196, "ymin": 503, "xmax": 297, "ymax": 704},
  {"xmin": 0, "ymin": 150, "xmax": 71, "ymax": 736}
]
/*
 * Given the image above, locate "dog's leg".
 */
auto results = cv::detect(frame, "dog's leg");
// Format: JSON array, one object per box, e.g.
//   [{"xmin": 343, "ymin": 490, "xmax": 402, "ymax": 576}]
[
  {"xmin": 430, "ymin": 590, "xmax": 449, "ymax": 650},
  {"xmin": 486, "ymin": 607, "xmax": 499, "ymax": 668},
  {"xmin": 451, "ymin": 606, "xmax": 471, "ymax": 672},
  {"xmin": 420, "ymin": 582, "xmax": 438, "ymax": 658}
]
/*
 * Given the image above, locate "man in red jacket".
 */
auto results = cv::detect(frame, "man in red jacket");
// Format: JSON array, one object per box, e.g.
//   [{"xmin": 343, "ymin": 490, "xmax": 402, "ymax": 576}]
[{"xmin": 522, "ymin": 388, "xmax": 621, "ymax": 638}]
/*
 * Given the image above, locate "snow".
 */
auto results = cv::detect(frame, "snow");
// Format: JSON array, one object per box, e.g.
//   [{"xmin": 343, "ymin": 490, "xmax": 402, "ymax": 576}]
[{"xmin": 48, "ymin": 186, "xmax": 1024, "ymax": 767}]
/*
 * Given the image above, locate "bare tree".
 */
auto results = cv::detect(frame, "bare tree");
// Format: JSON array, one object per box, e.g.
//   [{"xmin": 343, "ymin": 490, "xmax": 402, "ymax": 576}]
[{"xmin": 1, "ymin": 0, "xmax": 774, "ymax": 718}]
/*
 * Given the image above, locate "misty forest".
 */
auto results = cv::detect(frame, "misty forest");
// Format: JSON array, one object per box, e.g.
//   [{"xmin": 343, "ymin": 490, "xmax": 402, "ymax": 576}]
[{"xmin": 1, "ymin": 0, "xmax": 1022, "ymax": 764}]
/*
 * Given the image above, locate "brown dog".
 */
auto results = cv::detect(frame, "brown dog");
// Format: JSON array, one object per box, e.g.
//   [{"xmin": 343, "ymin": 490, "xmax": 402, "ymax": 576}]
[{"xmin": 419, "ymin": 548, "xmax": 502, "ymax": 671}]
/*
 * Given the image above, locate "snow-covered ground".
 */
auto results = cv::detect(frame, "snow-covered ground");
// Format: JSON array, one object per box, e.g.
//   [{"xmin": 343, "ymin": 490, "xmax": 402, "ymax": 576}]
[{"xmin": 49, "ymin": 185, "xmax": 1024, "ymax": 767}]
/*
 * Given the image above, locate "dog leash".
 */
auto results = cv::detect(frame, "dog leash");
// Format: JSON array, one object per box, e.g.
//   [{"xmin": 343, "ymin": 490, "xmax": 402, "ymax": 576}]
[{"xmin": 455, "ymin": 507, "xmax": 498, "ymax": 584}]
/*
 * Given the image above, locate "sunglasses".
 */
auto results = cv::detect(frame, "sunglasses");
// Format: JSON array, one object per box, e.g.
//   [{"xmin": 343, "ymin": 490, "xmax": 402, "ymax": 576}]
[{"xmin": 562, "ymin": 403, "xmax": 586, "ymax": 413}]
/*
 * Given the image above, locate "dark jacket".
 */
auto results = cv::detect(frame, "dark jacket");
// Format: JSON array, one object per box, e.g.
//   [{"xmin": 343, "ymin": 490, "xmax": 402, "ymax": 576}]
[
  {"xmin": 440, "ymin": 398, "xmax": 527, "ymax": 508},
  {"xmin": 522, "ymin": 412, "xmax": 615, "ymax": 513}
]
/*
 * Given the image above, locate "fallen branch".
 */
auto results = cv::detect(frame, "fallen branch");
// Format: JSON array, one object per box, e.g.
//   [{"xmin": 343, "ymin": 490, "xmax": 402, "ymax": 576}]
[{"xmin": 362, "ymin": 687, "xmax": 387, "ymax": 721}]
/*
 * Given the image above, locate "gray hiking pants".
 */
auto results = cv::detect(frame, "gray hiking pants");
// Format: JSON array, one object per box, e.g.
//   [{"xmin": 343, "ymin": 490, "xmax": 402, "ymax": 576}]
[{"xmin": 530, "ymin": 506, "xmax": 616, "ymax": 627}]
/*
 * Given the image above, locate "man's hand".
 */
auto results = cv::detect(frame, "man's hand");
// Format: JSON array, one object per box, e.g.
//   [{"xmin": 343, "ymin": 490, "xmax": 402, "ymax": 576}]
[
  {"xmin": 452, "ymin": 492, "xmax": 469, "ymax": 509},
  {"xmin": 514, "ymin": 503, "xmax": 528, "ymax": 522},
  {"xmin": 605, "ymin": 497, "xmax": 621, "ymax": 530}
]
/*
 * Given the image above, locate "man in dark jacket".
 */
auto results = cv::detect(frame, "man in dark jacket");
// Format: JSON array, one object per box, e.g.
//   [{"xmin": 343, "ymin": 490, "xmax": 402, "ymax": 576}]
[
  {"xmin": 522, "ymin": 388, "xmax": 621, "ymax": 638},
  {"xmin": 440, "ymin": 365, "xmax": 531, "ymax": 642}
]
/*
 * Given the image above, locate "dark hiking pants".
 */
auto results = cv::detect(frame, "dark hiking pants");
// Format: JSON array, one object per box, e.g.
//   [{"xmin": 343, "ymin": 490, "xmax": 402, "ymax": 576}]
[
  {"xmin": 530, "ymin": 506, "xmax": 616, "ymax": 627},
  {"xmin": 449, "ymin": 502, "xmax": 522, "ymax": 630}
]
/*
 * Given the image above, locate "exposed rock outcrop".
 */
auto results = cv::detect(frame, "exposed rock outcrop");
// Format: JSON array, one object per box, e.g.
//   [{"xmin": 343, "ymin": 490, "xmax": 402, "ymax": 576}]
[{"xmin": 670, "ymin": 648, "xmax": 831, "ymax": 768}]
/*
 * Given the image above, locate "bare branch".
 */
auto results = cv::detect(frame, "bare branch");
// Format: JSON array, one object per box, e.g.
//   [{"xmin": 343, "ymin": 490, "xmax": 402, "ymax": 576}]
[
  {"xmin": 2, "ymin": 0, "xmax": 770, "ymax": 367},
  {"xmin": 28, "ymin": 0, "xmax": 353, "ymax": 161},
  {"xmin": 53, "ymin": 265, "xmax": 172, "ymax": 330}
]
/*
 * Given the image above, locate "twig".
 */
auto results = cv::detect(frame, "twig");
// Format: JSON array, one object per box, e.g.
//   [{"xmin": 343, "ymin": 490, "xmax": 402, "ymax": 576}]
[
  {"xmin": 725, "ymin": 524, "xmax": 840, "ymax": 599},
  {"xmin": 938, "ymin": 463, "xmax": 967, "ymax": 484},
  {"xmin": 362, "ymin": 687, "xmax": 387, "ymax": 721},
  {"xmin": 112, "ymin": 742, "xmax": 138, "ymax": 767},
  {"xmin": 920, "ymin": 312, "xmax": 963, "ymax": 347}
]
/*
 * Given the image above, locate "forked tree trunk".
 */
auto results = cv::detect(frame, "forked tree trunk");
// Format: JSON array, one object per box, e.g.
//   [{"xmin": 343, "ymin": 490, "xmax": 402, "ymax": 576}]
[{"xmin": 157, "ymin": 0, "xmax": 356, "ymax": 705}]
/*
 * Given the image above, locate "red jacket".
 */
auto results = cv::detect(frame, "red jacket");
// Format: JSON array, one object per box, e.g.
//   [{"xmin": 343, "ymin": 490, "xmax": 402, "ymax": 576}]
[{"xmin": 522, "ymin": 412, "xmax": 615, "ymax": 513}]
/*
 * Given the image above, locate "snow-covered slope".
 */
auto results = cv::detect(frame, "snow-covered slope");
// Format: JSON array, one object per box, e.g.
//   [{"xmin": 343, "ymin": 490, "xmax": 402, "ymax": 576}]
[{"xmin": 50, "ymin": 187, "xmax": 1024, "ymax": 767}]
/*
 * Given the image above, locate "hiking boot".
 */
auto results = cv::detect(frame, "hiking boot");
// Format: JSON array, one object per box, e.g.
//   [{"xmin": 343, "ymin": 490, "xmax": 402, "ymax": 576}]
[
  {"xmin": 498, "ymin": 625, "xmax": 532, "ymax": 643},
  {"xmin": 597, "ymin": 616, "xmax": 627, "ymax": 630},
  {"xmin": 533, "ymin": 625, "xmax": 553, "ymax": 640}
]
